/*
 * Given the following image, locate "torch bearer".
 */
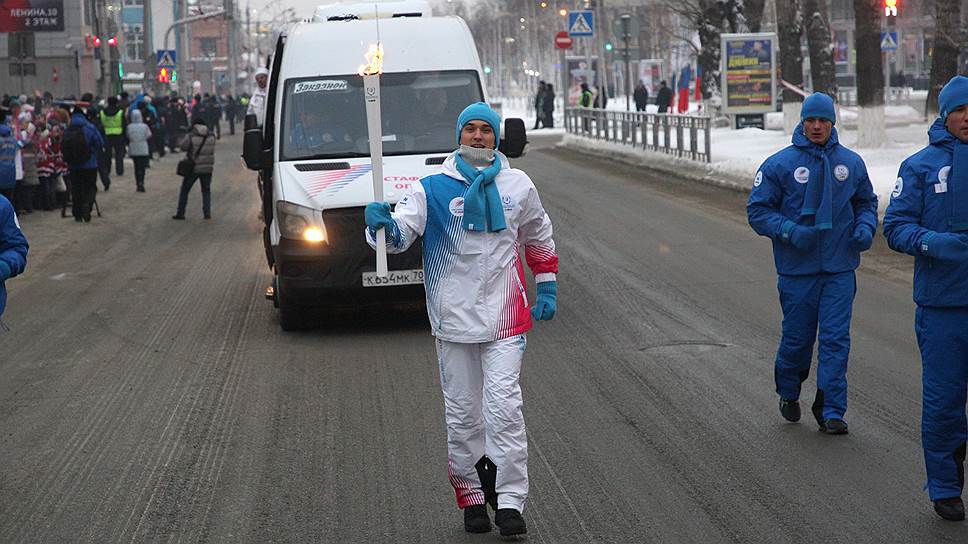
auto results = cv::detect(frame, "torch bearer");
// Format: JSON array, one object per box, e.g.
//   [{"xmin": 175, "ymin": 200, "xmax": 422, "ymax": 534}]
[{"xmin": 361, "ymin": 42, "xmax": 388, "ymax": 278}]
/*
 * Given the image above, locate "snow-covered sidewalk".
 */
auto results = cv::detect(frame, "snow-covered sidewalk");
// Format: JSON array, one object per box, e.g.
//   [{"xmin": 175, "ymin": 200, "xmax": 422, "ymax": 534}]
[{"xmin": 559, "ymin": 112, "xmax": 934, "ymax": 214}]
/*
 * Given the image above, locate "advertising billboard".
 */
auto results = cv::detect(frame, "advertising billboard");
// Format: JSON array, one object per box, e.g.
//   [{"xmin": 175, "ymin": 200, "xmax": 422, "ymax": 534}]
[
  {"xmin": 720, "ymin": 33, "xmax": 777, "ymax": 114},
  {"xmin": 0, "ymin": 0, "xmax": 64, "ymax": 32}
]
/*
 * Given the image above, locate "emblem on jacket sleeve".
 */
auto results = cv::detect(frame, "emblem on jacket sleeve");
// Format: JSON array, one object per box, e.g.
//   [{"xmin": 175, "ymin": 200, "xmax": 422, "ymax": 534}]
[
  {"xmin": 834, "ymin": 164, "xmax": 849, "ymax": 181},
  {"xmin": 449, "ymin": 197, "xmax": 464, "ymax": 217},
  {"xmin": 794, "ymin": 167, "xmax": 810, "ymax": 184},
  {"xmin": 892, "ymin": 177, "xmax": 903, "ymax": 198},
  {"xmin": 754, "ymin": 171, "xmax": 763, "ymax": 187}
]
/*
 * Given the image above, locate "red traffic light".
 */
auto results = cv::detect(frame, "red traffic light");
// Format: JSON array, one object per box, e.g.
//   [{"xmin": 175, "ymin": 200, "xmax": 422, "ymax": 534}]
[
  {"xmin": 884, "ymin": 0, "xmax": 898, "ymax": 16},
  {"xmin": 93, "ymin": 36, "xmax": 101, "ymax": 47},
  {"xmin": 158, "ymin": 67, "xmax": 170, "ymax": 83},
  {"xmin": 107, "ymin": 37, "xmax": 118, "ymax": 46}
]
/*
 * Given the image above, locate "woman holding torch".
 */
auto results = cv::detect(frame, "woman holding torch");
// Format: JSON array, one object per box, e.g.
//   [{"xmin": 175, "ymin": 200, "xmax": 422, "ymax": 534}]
[{"xmin": 364, "ymin": 102, "xmax": 559, "ymax": 536}]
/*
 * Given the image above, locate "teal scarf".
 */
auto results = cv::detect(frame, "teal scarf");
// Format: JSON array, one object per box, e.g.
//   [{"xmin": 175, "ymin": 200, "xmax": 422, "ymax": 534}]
[{"xmin": 455, "ymin": 153, "xmax": 506, "ymax": 232}]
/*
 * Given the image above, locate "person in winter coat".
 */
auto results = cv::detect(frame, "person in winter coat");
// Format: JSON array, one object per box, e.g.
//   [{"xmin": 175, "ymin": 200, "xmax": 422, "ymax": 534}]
[
  {"xmin": 656, "ymin": 80, "xmax": 673, "ymax": 114},
  {"xmin": 532, "ymin": 81, "xmax": 546, "ymax": 130},
  {"xmin": 0, "ymin": 124, "xmax": 16, "ymax": 202},
  {"xmin": 126, "ymin": 109, "xmax": 152, "ymax": 192},
  {"xmin": 168, "ymin": 99, "xmax": 190, "ymax": 153},
  {"xmin": 35, "ymin": 124, "xmax": 60, "ymax": 210},
  {"xmin": 747, "ymin": 93, "xmax": 878, "ymax": 435},
  {"xmin": 883, "ymin": 76, "xmax": 968, "ymax": 522},
  {"xmin": 15, "ymin": 121, "xmax": 39, "ymax": 214},
  {"xmin": 99, "ymin": 96, "xmax": 127, "ymax": 177},
  {"xmin": 172, "ymin": 117, "xmax": 216, "ymax": 220},
  {"xmin": 0, "ymin": 193, "xmax": 27, "ymax": 328},
  {"xmin": 224, "ymin": 94, "xmax": 237, "ymax": 135},
  {"xmin": 541, "ymin": 84, "xmax": 555, "ymax": 128},
  {"xmin": 363, "ymin": 103, "xmax": 559, "ymax": 537},
  {"xmin": 633, "ymin": 82, "xmax": 649, "ymax": 112},
  {"xmin": 247, "ymin": 67, "xmax": 269, "ymax": 127},
  {"xmin": 65, "ymin": 107, "xmax": 106, "ymax": 222}
]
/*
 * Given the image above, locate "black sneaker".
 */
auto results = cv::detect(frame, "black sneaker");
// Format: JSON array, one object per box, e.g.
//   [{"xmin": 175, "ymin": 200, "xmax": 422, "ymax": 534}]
[
  {"xmin": 934, "ymin": 497, "xmax": 965, "ymax": 521},
  {"xmin": 819, "ymin": 418, "xmax": 849, "ymax": 435},
  {"xmin": 779, "ymin": 398, "xmax": 801, "ymax": 422},
  {"xmin": 494, "ymin": 508, "xmax": 527, "ymax": 537},
  {"xmin": 463, "ymin": 505, "xmax": 491, "ymax": 533}
]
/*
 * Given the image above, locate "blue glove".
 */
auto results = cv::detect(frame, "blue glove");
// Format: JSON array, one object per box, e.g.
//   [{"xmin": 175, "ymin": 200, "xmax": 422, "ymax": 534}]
[
  {"xmin": 919, "ymin": 232, "xmax": 968, "ymax": 261},
  {"xmin": 781, "ymin": 220, "xmax": 818, "ymax": 251},
  {"xmin": 530, "ymin": 281, "xmax": 557, "ymax": 321},
  {"xmin": 850, "ymin": 224, "xmax": 874, "ymax": 252},
  {"xmin": 0, "ymin": 260, "xmax": 9, "ymax": 282},
  {"xmin": 365, "ymin": 202, "xmax": 395, "ymax": 231}
]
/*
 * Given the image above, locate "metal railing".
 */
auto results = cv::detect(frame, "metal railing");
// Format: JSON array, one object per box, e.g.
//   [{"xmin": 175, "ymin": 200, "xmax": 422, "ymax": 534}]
[{"xmin": 565, "ymin": 108, "xmax": 712, "ymax": 163}]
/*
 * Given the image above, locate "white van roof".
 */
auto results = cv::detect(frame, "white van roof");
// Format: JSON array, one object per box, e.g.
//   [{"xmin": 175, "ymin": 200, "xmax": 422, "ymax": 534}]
[
  {"xmin": 280, "ymin": 16, "xmax": 483, "ymax": 83},
  {"xmin": 313, "ymin": 1, "xmax": 432, "ymax": 22}
]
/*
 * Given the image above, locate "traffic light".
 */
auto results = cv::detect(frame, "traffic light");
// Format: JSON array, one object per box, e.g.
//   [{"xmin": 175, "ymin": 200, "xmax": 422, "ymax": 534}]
[
  {"xmin": 158, "ymin": 67, "xmax": 170, "ymax": 83},
  {"xmin": 884, "ymin": 0, "xmax": 897, "ymax": 16},
  {"xmin": 107, "ymin": 36, "xmax": 118, "ymax": 46},
  {"xmin": 604, "ymin": 42, "xmax": 613, "ymax": 51},
  {"xmin": 483, "ymin": 66, "xmax": 492, "ymax": 74}
]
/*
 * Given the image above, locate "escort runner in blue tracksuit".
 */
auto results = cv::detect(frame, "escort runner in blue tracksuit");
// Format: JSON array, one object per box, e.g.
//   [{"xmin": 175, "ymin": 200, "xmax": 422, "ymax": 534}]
[
  {"xmin": 748, "ymin": 93, "xmax": 878, "ymax": 434},
  {"xmin": 883, "ymin": 76, "xmax": 968, "ymax": 522},
  {"xmin": 0, "ymin": 192, "xmax": 28, "ymax": 328}
]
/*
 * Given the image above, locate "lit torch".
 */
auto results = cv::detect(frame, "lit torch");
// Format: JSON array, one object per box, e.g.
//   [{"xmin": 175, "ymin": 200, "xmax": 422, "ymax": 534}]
[{"xmin": 360, "ymin": 42, "xmax": 388, "ymax": 278}]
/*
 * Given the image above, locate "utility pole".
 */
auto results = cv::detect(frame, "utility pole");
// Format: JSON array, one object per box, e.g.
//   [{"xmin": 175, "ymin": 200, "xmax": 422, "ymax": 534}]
[
  {"xmin": 143, "ymin": 0, "xmax": 155, "ymax": 93},
  {"xmin": 226, "ymin": 0, "xmax": 239, "ymax": 97},
  {"xmin": 95, "ymin": 0, "xmax": 112, "ymax": 97}
]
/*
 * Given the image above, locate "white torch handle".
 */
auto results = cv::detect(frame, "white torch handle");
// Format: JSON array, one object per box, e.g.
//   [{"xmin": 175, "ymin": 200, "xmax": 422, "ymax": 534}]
[{"xmin": 364, "ymin": 73, "xmax": 388, "ymax": 278}]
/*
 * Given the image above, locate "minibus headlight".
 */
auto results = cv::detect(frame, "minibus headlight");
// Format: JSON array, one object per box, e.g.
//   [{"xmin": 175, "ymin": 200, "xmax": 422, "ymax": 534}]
[{"xmin": 276, "ymin": 201, "xmax": 327, "ymax": 243}]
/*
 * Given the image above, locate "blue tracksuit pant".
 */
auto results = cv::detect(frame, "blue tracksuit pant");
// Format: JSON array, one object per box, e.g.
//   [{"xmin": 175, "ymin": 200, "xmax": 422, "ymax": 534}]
[
  {"xmin": 916, "ymin": 306, "xmax": 968, "ymax": 501},
  {"xmin": 774, "ymin": 271, "xmax": 856, "ymax": 420}
]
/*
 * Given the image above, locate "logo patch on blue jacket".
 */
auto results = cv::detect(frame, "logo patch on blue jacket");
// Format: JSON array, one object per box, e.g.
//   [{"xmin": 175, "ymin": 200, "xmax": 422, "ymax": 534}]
[
  {"xmin": 939, "ymin": 166, "xmax": 951, "ymax": 183},
  {"xmin": 794, "ymin": 167, "xmax": 810, "ymax": 184},
  {"xmin": 449, "ymin": 197, "xmax": 464, "ymax": 217},
  {"xmin": 753, "ymin": 171, "xmax": 763, "ymax": 187},
  {"xmin": 834, "ymin": 164, "xmax": 849, "ymax": 181},
  {"xmin": 892, "ymin": 177, "xmax": 903, "ymax": 198}
]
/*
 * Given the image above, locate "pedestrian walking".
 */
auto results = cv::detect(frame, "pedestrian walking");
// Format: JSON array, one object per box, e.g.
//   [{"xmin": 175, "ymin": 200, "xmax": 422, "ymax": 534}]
[
  {"xmin": 364, "ymin": 102, "xmax": 559, "ymax": 537},
  {"xmin": 542, "ymin": 84, "xmax": 555, "ymax": 128},
  {"xmin": 883, "ymin": 75, "xmax": 968, "ymax": 522},
  {"xmin": 747, "ymin": 92, "xmax": 878, "ymax": 434},
  {"xmin": 172, "ymin": 118, "xmax": 215, "ymax": 220},
  {"xmin": 168, "ymin": 98, "xmax": 190, "ymax": 153},
  {"xmin": 15, "ymin": 121, "xmax": 39, "ymax": 214},
  {"xmin": 224, "ymin": 94, "xmax": 237, "ymax": 136},
  {"xmin": 99, "ymin": 96, "xmax": 126, "ymax": 177},
  {"xmin": 0, "ymin": 192, "xmax": 28, "ymax": 330},
  {"xmin": 579, "ymin": 83, "xmax": 593, "ymax": 133},
  {"xmin": 63, "ymin": 106, "xmax": 105, "ymax": 222},
  {"xmin": 126, "ymin": 109, "xmax": 152, "ymax": 192},
  {"xmin": 532, "ymin": 81, "xmax": 545, "ymax": 129},
  {"xmin": 656, "ymin": 80, "xmax": 672, "ymax": 114},
  {"xmin": 634, "ymin": 82, "xmax": 649, "ymax": 112}
]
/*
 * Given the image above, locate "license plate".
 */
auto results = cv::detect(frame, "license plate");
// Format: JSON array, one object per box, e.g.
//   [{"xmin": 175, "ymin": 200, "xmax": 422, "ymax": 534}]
[{"xmin": 362, "ymin": 269, "xmax": 424, "ymax": 287}]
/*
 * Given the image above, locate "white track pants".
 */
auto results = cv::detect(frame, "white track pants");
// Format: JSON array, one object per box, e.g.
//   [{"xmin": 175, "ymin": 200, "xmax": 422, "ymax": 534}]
[{"xmin": 436, "ymin": 335, "xmax": 528, "ymax": 512}]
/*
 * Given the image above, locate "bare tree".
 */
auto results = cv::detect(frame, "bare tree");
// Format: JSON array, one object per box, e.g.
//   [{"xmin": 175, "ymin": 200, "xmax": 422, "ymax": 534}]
[
  {"xmin": 926, "ymin": 0, "xmax": 962, "ymax": 116},
  {"xmin": 777, "ymin": 0, "xmax": 804, "ymax": 132},
  {"xmin": 853, "ymin": 0, "xmax": 885, "ymax": 147},
  {"xmin": 803, "ymin": 0, "xmax": 836, "ymax": 97},
  {"xmin": 668, "ymin": 0, "xmax": 747, "ymax": 100},
  {"xmin": 744, "ymin": 0, "xmax": 767, "ymax": 32}
]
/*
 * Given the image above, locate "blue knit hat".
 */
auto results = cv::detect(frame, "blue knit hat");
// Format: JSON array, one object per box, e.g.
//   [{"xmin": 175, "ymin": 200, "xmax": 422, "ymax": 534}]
[
  {"xmin": 456, "ymin": 102, "xmax": 501, "ymax": 147},
  {"xmin": 939, "ymin": 76, "xmax": 968, "ymax": 121},
  {"xmin": 801, "ymin": 92, "xmax": 836, "ymax": 125}
]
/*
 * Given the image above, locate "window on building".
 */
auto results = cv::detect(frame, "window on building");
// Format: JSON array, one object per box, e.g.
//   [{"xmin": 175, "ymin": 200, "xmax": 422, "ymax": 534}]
[
  {"xmin": 199, "ymin": 37, "xmax": 218, "ymax": 58},
  {"xmin": 8, "ymin": 33, "xmax": 35, "ymax": 58},
  {"xmin": 123, "ymin": 0, "xmax": 143, "ymax": 5},
  {"xmin": 124, "ymin": 28, "xmax": 144, "ymax": 60},
  {"xmin": 9, "ymin": 63, "xmax": 37, "ymax": 76}
]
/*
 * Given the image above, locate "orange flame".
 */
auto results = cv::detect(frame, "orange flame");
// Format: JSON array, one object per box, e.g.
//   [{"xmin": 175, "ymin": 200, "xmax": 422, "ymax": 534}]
[{"xmin": 359, "ymin": 43, "xmax": 384, "ymax": 76}]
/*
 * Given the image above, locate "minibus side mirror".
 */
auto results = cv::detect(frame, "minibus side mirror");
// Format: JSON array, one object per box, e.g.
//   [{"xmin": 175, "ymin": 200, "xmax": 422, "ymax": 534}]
[
  {"xmin": 499, "ymin": 118, "xmax": 528, "ymax": 158},
  {"xmin": 242, "ymin": 114, "xmax": 263, "ymax": 170}
]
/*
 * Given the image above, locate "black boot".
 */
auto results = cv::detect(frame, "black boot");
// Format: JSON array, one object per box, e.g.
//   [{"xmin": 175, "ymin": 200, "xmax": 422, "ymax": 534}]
[
  {"xmin": 819, "ymin": 418, "xmax": 849, "ymax": 435},
  {"xmin": 494, "ymin": 508, "xmax": 527, "ymax": 537},
  {"xmin": 463, "ymin": 505, "xmax": 491, "ymax": 533},
  {"xmin": 779, "ymin": 398, "xmax": 801, "ymax": 422},
  {"xmin": 934, "ymin": 497, "xmax": 965, "ymax": 521}
]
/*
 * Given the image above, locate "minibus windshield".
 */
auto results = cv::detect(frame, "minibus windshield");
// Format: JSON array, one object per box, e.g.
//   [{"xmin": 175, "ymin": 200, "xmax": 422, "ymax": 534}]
[{"xmin": 280, "ymin": 70, "xmax": 484, "ymax": 161}]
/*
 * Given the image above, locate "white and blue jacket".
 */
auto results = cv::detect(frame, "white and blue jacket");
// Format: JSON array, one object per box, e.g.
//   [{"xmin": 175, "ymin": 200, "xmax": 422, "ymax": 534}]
[
  {"xmin": 748, "ymin": 126, "xmax": 878, "ymax": 275},
  {"xmin": 366, "ymin": 151, "xmax": 558, "ymax": 343}
]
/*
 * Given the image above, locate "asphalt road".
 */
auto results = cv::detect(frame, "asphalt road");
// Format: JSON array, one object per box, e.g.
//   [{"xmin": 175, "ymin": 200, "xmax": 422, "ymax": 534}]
[{"xmin": 0, "ymin": 130, "xmax": 964, "ymax": 543}]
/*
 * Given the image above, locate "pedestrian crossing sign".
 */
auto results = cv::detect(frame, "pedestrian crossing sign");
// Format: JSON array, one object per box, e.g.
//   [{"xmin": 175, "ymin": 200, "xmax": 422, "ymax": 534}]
[
  {"xmin": 156, "ymin": 49, "xmax": 177, "ymax": 68},
  {"xmin": 568, "ymin": 11, "xmax": 594, "ymax": 37},
  {"xmin": 880, "ymin": 32, "xmax": 898, "ymax": 51}
]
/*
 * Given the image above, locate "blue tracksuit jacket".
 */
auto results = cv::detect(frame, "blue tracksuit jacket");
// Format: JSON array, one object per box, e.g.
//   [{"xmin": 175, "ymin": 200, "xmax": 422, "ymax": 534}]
[
  {"xmin": 0, "ymin": 195, "xmax": 28, "ymax": 318},
  {"xmin": 883, "ymin": 118, "xmax": 968, "ymax": 307},
  {"xmin": 748, "ymin": 125, "xmax": 879, "ymax": 275},
  {"xmin": 68, "ymin": 112, "xmax": 105, "ymax": 171},
  {"xmin": 0, "ymin": 125, "xmax": 16, "ymax": 190}
]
